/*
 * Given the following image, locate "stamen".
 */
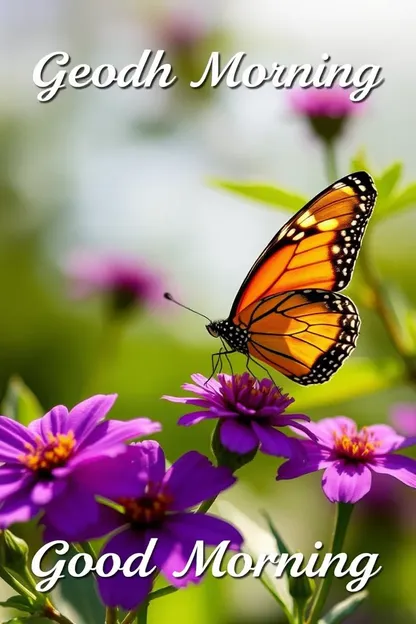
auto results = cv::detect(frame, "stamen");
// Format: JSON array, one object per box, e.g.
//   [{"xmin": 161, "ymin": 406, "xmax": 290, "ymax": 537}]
[{"xmin": 18, "ymin": 431, "xmax": 76, "ymax": 472}]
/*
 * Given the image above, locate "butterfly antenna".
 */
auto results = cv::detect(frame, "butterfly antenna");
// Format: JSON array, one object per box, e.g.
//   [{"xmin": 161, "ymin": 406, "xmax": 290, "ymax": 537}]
[{"xmin": 164, "ymin": 293, "xmax": 212, "ymax": 323}]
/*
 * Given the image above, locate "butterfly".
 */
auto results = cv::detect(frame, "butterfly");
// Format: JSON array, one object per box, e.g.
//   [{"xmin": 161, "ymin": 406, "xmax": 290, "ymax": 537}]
[{"xmin": 204, "ymin": 171, "xmax": 377, "ymax": 385}]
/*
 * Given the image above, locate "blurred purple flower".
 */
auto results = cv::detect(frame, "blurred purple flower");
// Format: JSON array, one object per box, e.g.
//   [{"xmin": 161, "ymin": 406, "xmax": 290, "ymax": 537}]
[
  {"xmin": 158, "ymin": 11, "xmax": 208, "ymax": 50},
  {"xmin": 278, "ymin": 416, "xmax": 416, "ymax": 503},
  {"xmin": 65, "ymin": 251, "xmax": 164, "ymax": 314},
  {"xmin": 68, "ymin": 441, "xmax": 242, "ymax": 610},
  {"xmin": 390, "ymin": 404, "xmax": 416, "ymax": 436},
  {"xmin": 164, "ymin": 373, "xmax": 313, "ymax": 459},
  {"xmin": 0, "ymin": 395, "xmax": 161, "ymax": 538},
  {"xmin": 289, "ymin": 87, "xmax": 364, "ymax": 143}
]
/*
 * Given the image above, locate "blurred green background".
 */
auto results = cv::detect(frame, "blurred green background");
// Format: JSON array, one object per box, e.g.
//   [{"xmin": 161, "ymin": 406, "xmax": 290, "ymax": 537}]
[{"xmin": 0, "ymin": 1, "xmax": 415, "ymax": 622}]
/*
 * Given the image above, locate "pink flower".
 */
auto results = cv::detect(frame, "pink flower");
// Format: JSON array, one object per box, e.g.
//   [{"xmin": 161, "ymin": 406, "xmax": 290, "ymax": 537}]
[
  {"xmin": 65, "ymin": 251, "xmax": 164, "ymax": 314},
  {"xmin": 390, "ymin": 404, "xmax": 416, "ymax": 436},
  {"xmin": 290, "ymin": 87, "xmax": 362, "ymax": 118},
  {"xmin": 289, "ymin": 87, "xmax": 365, "ymax": 143},
  {"xmin": 277, "ymin": 417, "xmax": 416, "ymax": 504}
]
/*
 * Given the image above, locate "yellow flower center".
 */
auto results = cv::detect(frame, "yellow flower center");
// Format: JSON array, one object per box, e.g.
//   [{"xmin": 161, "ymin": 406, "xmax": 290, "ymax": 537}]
[
  {"xmin": 18, "ymin": 431, "xmax": 76, "ymax": 473},
  {"xmin": 334, "ymin": 426, "xmax": 380, "ymax": 461},
  {"xmin": 119, "ymin": 488, "xmax": 173, "ymax": 527}
]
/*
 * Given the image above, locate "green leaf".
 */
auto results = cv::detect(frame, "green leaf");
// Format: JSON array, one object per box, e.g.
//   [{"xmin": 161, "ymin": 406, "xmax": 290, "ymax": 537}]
[
  {"xmin": 53, "ymin": 545, "xmax": 104, "ymax": 624},
  {"xmin": 286, "ymin": 358, "xmax": 402, "ymax": 411},
  {"xmin": 209, "ymin": 179, "xmax": 307, "ymax": 212},
  {"xmin": 0, "ymin": 595, "xmax": 35, "ymax": 613},
  {"xmin": 350, "ymin": 149, "xmax": 369, "ymax": 173},
  {"xmin": 383, "ymin": 182, "xmax": 416, "ymax": 217},
  {"xmin": 262, "ymin": 512, "xmax": 291, "ymax": 562},
  {"xmin": 374, "ymin": 162, "xmax": 402, "ymax": 200},
  {"xmin": 3, "ymin": 619, "xmax": 51, "ymax": 624},
  {"xmin": 216, "ymin": 499, "xmax": 294, "ymax": 622},
  {"xmin": 318, "ymin": 591, "xmax": 368, "ymax": 624},
  {"xmin": 1, "ymin": 377, "xmax": 43, "ymax": 426}
]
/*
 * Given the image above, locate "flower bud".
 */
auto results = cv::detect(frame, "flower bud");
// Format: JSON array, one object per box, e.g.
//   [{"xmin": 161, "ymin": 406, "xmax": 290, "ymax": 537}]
[
  {"xmin": 288, "ymin": 559, "xmax": 315, "ymax": 606},
  {"xmin": 211, "ymin": 422, "xmax": 258, "ymax": 472},
  {"xmin": 0, "ymin": 530, "xmax": 29, "ymax": 574}
]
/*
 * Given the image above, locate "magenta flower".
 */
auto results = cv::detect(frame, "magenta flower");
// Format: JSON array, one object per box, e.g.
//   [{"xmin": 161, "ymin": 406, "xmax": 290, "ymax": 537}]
[
  {"xmin": 390, "ymin": 404, "xmax": 416, "ymax": 436},
  {"xmin": 69, "ymin": 441, "xmax": 243, "ymax": 610},
  {"xmin": 164, "ymin": 373, "xmax": 313, "ymax": 459},
  {"xmin": 0, "ymin": 395, "xmax": 161, "ymax": 538},
  {"xmin": 289, "ymin": 87, "xmax": 364, "ymax": 143},
  {"xmin": 277, "ymin": 416, "xmax": 416, "ymax": 503},
  {"xmin": 66, "ymin": 251, "xmax": 164, "ymax": 314}
]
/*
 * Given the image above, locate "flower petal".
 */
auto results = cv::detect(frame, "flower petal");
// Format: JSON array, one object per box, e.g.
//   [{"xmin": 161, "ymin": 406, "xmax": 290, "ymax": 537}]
[
  {"xmin": 178, "ymin": 411, "xmax": 216, "ymax": 426},
  {"xmin": 31, "ymin": 480, "xmax": 66, "ymax": 506},
  {"xmin": 129, "ymin": 441, "xmax": 166, "ymax": 484},
  {"xmin": 322, "ymin": 461, "xmax": 372, "ymax": 503},
  {"xmin": 370, "ymin": 454, "xmax": 416, "ymax": 488},
  {"xmin": 365, "ymin": 424, "xmax": 414, "ymax": 453},
  {"xmin": 277, "ymin": 441, "xmax": 332, "ymax": 480},
  {"xmin": 75, "ymin": 417, "xmax": 161, "ymax": 460},
  {"xmin": 219, "ymin": 420, "xmax": 258, "ymax": 454},
  {"xmin": 42, "ymin": 480, "xmax": 100, "ymax": 539},
  {"xmin": 68, "ymin": 394, "xmax": 117, "ymax": 442},
  {"xmin": 0, "ymin": 484, "xmax": 39, "ymax": 528},
  {"xmin": 149, "ymin": 528, "xmax": 201, "ymax": 588},
  {"xmin": 251, "ymin": 422, "xmax": 302, "ymax": 458},
  {"xmin": 293, "ymin": 417, "xmax": 356, "ymax": 447},
  {"xmin": 164, "ymin": 513, "xmax": 243, "ymax": 550},
  {"xmin": 163, "ymin": 452, "xmax": 235, "ymax": 511},
  {"xmin": 0, "ymin": 416, "xmax": 36, "ymax": 462},
  {"xmin": 30, "ymin": 405, "xmax": 69, "ymax": 438},
  {"xmin": 0, "ymin": 468, "xmax": 32, "ymax": 498},
  {"xmin": 43, "ymin": 504, "xmax": 124, "ymax": 542},
  {"xmin": 97, "ymin": 530, "xmax": 153, "ymax": 610}
]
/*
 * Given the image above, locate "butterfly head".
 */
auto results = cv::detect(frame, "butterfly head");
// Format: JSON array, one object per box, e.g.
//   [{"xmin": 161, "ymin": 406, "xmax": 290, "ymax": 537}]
[{"xmin": 206, "ymin": 322, "xmax": 220, "ymax": 338}]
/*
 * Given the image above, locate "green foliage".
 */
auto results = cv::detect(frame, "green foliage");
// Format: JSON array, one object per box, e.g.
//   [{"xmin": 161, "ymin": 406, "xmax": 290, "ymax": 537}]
[
  {"xmin": 287, "ymin": 357, "xmax": 402, "ymax": 411},
  {"xmin": 318, "ymin": 591, "xmax": 368, "ymax": 624},
  {"xmin": 350, "ymin": 151, "xmax": 416, "ymax": 223},
  {"xmin": 0, "ymin": 595, "xmax": 35, "ymax": 614},
  {"xmin": 2, "ymin": 619, "xmax": 51, "ymax": 624},
  {"xmin": 209, "ymin": 178, "xmax": 307, "ymax": 212},
  {"xmin": 1, "ymin": 377, "xmax": 43, "ymax": 427},
  {"xmin": 53, "ymin": 546, "xmax": 104, "ymax": 624},
  {"xmin": 211, "ymin": 152, "xmax": 416, "ymax": 230}
]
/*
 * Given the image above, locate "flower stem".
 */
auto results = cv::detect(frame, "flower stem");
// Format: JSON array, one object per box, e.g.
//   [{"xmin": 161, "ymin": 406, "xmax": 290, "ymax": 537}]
[
  {"xmin": 307, "ymin": 503, "xmax": 354, "ymax": 624},
  {"xmin": 105, "ymin": 607, "xmax": 118, "ymax": 624},
  {"xmin": 359, "ymin": 243, "xmax": 416, "ymax": 386},
  {"xmin": 43, "ymin": 601, "xmax": 77, "ymax": 624},
  {"xmin": 324, "ymin": 140, "xmax": 338, "ymax": 182},
  {"xmin": 83, "ymin": 312, "xmax": 124, "ymax": 398},
  {"xmin": 148, "ymin": 585, "xmax": 179, "ymax": 602},
  {"xmin": 136, "ymin": 601, "xmax": 149, "ymax": 623},
  {"xmin": 0, "ymin": 566, "xmax": 37, "ymax": 602},
  {"xmin": 197, "ymin": 495, "xmax": 218, "ymax": 514}
]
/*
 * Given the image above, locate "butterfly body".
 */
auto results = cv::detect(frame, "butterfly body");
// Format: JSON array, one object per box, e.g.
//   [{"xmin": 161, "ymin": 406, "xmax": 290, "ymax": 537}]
[{"xmin": 207, "ymin": 171, "xmax": 377, "ymax": 385}]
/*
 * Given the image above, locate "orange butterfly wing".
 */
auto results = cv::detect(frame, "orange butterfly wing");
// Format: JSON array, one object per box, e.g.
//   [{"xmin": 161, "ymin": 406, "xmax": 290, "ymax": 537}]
[
  {"xmin": 230, "ymin": 172, "xmax": 377, "ymax": 318},
  {"xmin": 237, "ymin": 290, "xmax": 360, "ymax": 385}
]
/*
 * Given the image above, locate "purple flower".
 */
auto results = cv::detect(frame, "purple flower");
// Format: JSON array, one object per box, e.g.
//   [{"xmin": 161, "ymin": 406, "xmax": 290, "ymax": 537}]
[
  {"xmin": 289, "ymin": 87, "xmax": 364, "ymax": 143},
  {"xmin": 277, "ymin": 416, "xmax": 416, "ymax": 504},
  {"xmin": 68, "ymin": 441, "xmax": 243, "ymax": 610},
  {"xmin": 65, "ymin": 251, "xmax": 164, "ymax": 314},
  {"xmin": 0, "ymin": 395, "xmax": 161, "ymax": 538},
  {"xmin": 390, "ymin": 404, "xmax": 416, "ymax": 436},
  {"xmin": 164, "ymin": 373, "xmax": 313, "ymax": 459}
]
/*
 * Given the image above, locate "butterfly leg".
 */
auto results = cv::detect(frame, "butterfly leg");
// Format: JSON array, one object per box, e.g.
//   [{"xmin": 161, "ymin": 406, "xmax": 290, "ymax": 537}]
[
  {"xmin": 206, "ymin": 348, "xmax": 236, "ymax": 384},
  {"xmin": 220, "ymin": 337, "xmax": 234, "ymax": 375},
  {"xmin": 245, "ymin": 354, "xmax": 276, "ymax": 384}
]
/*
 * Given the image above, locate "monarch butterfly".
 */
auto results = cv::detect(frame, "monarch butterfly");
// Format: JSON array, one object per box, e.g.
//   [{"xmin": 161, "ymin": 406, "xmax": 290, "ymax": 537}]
[{"xmin": 166, "ymin": 171, "xmax": 377, "ymax": 385}]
